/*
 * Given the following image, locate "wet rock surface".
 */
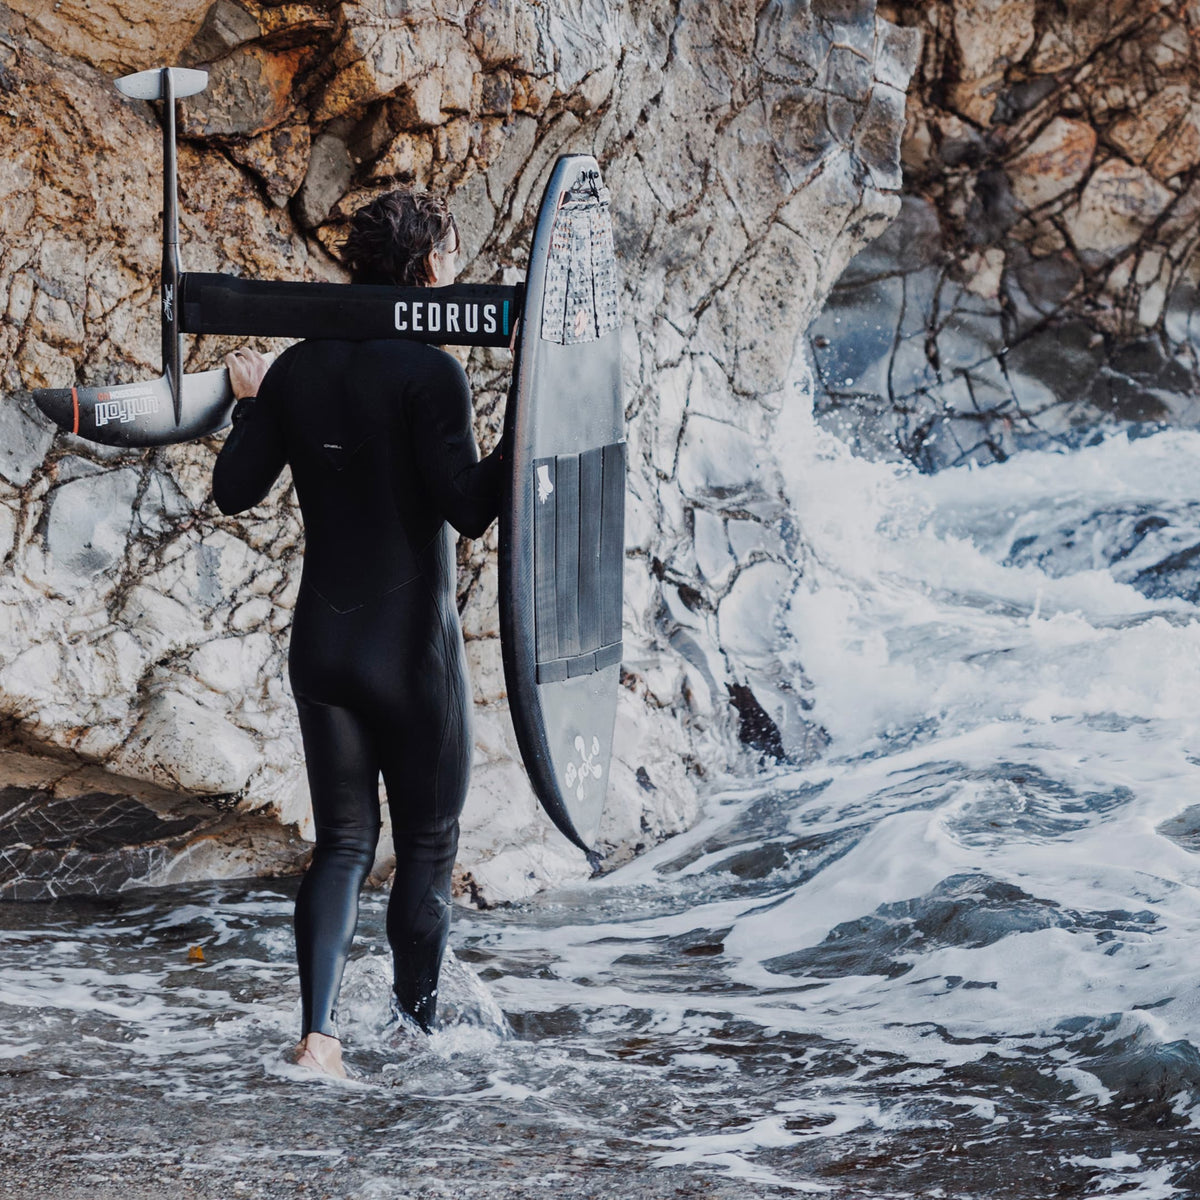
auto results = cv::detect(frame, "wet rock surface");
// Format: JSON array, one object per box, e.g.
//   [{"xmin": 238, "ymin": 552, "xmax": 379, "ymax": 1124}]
[
  {"xmin": 1001, "ymin": 497, "xmax": 1200, "ymax": 604},
  {"xmin": 812, "ymin": 1, "xmax": 1200, "ymax": 470},
  {"xmin": 0, "ymin": 742, "xmax": 310, "ymax": 900},
  {"xmin": 766, "ymin": 872, "xmax": 1156, "ymax": 980}
]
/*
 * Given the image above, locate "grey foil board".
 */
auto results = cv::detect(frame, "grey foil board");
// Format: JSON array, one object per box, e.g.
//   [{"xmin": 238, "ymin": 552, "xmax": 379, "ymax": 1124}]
[{"xmin": 500, "ymin": 154, "xmax": 625, "ymax": 855}]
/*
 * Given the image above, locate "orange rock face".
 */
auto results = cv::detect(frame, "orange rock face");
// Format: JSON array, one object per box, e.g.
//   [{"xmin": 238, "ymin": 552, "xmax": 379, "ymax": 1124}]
[{"xmin": 889, "ymin": 0, "xmax": 1200, "ymax": 336}]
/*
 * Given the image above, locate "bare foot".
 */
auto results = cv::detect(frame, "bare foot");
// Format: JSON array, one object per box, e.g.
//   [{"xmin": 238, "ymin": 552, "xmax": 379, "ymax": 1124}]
[{"xmin": 294, "ymin": 1031, "xmax": 347, "ymax": 1079}]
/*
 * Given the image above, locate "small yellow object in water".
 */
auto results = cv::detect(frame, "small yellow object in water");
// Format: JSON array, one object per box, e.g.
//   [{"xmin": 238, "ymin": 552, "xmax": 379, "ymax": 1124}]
[{"xmin": 188, "ymin": 945, "xmax": 206, "ymax": 962}]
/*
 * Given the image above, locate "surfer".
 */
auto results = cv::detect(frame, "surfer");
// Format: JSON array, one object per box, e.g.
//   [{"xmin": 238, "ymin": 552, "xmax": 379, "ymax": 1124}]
[{"xmin": 213, "ymin": 188, "xmax": 504, "ymax": 1078}]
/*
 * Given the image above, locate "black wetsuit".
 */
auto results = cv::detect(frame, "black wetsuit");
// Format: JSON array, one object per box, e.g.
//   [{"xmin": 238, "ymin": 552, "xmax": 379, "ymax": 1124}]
[{"xmin": 212, "ymin": 339, "xmax": 502, "ymax": 1035}]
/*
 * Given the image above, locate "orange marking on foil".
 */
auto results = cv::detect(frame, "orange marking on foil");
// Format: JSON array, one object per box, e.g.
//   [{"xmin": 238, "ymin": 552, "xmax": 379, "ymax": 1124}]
[{"xmin": 71, "ymin": 388, "xmax": 79, "ymax": 435}]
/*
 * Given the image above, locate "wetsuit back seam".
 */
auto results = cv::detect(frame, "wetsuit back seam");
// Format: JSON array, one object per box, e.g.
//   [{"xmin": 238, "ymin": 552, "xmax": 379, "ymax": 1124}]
[{"xmin": 307, "ymin": 573, "xmax": 421, "ymax": 615}]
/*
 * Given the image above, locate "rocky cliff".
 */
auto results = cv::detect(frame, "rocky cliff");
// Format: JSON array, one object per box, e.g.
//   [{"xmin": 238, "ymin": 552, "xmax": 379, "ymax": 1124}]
[
  {"xmin": 0, "ymin": 0, "xmax": 916, "ymax": 902},
  {"xmin": 810, "ymin": 0, "xmax": 1200, "ymax": 470}
]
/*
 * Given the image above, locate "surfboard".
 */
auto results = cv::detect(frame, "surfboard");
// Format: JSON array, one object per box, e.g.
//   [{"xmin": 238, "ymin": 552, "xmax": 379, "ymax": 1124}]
[{"xmin": 500, "ymin": 155, "xmax": 625, "ymax": 855}]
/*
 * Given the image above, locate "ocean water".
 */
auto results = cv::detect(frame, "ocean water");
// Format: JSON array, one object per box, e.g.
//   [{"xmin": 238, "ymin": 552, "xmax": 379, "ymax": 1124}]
[{"xmin": 5, "ymin": 423, "xmax": 1200, "ymax": 1197}]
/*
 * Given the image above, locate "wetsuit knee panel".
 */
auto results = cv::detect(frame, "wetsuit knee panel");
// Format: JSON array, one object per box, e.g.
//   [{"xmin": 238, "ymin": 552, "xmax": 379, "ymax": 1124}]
[{"xmin": 312, "ymin": 821, "xmax": 381, "ymax": 859}]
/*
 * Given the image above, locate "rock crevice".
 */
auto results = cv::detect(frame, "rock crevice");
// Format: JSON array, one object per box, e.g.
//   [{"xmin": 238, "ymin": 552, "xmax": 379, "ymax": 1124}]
[{"xmin": 813, "ymin": 1, "xmax": 1200, "ymax": 470}]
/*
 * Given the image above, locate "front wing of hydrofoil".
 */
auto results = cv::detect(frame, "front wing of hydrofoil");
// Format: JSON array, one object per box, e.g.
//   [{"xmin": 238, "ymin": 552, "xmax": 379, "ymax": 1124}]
[
  {"xmin": 34, "ymin": 369, "xmax": 232, "ymax": 449},
  {"xmin": 32, "ymin": 278, "xmax": 522, "ymax": 448}
]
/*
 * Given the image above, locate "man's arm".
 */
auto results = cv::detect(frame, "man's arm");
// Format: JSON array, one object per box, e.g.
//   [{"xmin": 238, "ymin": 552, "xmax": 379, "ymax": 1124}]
[
  {"xmin": 212, "ymin": 348, "xmax": 289, "ymax": 515},
  {"xmin": 409, "ymin": 353, "xmax": 504, "ymax": 539}
]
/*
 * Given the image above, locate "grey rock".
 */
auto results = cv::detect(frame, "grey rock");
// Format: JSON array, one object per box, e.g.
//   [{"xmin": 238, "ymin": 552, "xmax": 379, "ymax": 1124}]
[
  {"xmin": 179, "ymin": 44, "xmax": 294, "ymax": 138},
  {"xmin": 452, "ymin": 169, "xmax": 497, "ymax": 266},
  {"xmin": 0, "ymin": 392, "xmax": 54, "ymax": 488},
  {"xmin": 1005, "ymin": 320, "xmax": 1105, "ymax": 407},
  {"xmin": 677, "ymin": 416, "xmax": 773, "ymax": 504},
  {"xmin": 1109, "ymin": 338, "xmax": 1195, "ymax": 393},
  {"xmin": 841, "ymin": 195, "xmax": 942, "ymax": 283},
  {"xmin": 811, "ymin": 277, "xmax": 902, "ymax": 399},
  {"xmin": 1164, "ymin": 281, "xmax": 1200, "ymax": 349},
  {"xmin": 183, "ymin": 0, "xmax": 261, "ymax": 66},
  {"xmin": 742, "ymin": 666, "xmax": 825, "ymax": 763},
  {"xmin": 1004, "ymin": 249, "xmax": 1084, "ymax": 325},
  {"xmin": 484, "ymin": 113, "xmax": 538, "ymax": 208},
  {"xmin": 717, "ymin": 561, "xmax": 792, "ymax": 662},
  {"xmin": 935, "ymin": 308, "xmax": 1005, "ymax": 373},
  {"xmin": 128, "ymin": 691, "xmax": 260, "ymax": 795},
  {"xmin": 727, "ymin": 517, "xmax": 785, "ymax": 564},
  {"xmin": 45, "ymin": 467, "xmax": 140, "ymax": 578},
  {"xmin": 1095, "ymin": 368, "xmax": 1172, "ymax": 424},
  {"xmin": 825, "ymin": 43, "xmax": 872, "ymax": 101},
  {"xmin": 755, "ymin": 0, "xmax": 823, "ymax": 85},
  {"xmin": 887, "ymin": 333, "xmax": 939, "ymax": 394},
  {"xmin": 991, "ymin": 74, "xmax": 1059, "ymax": 125},
  {"xmin": 764, "ymin": 81, "xmax": 834, "ymax": 178},
  {"xmin": 856, "ymin": 83, "xmax": 906, "ymax": 189},
  {"xmin": 874, "ymin": 18, "xmax": 921, "ymax": 91},
  {"xmin": 965, "ymin": 169, "xmax": 1020, "ymax": 246},
  {"xmin": 295, "ymin": 128, "xmax": 354, "ymax": 228},
  {"xmin": 692, "ymin": 507, "xmax": 734, "ymax": 588},
  {"xmin": 0, "ymin": 782, "xmax": 310, "ymax": 900},
  {"xmin": 536, "ymin": 0, "xmax": 622, "ymax": 89},
  {"xmin": 195, "ymin": 539, "xmax": 225, "ymax": 607},
  {"xmin": 137, "ymin": 471, "xmax": 193, "ymax": 536}
]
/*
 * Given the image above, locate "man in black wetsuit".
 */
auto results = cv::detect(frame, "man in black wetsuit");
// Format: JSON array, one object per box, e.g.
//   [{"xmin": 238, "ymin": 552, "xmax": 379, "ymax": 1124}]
[{"xmin": 213, "ymin": 189, "xmax": 503, "ymax": 1078}]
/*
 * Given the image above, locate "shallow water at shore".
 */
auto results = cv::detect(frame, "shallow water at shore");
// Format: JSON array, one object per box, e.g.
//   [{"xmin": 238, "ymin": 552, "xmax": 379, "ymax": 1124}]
[{"xmin": 7, "ymin": 429, "xmax": 1200, "ymax": 1197}]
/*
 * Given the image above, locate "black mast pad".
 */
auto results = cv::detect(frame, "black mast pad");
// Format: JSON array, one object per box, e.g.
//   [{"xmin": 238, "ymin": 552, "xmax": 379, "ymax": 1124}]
[{"xmin": 181, "ymin": 273, "xmax": 522, "ymax": 348}]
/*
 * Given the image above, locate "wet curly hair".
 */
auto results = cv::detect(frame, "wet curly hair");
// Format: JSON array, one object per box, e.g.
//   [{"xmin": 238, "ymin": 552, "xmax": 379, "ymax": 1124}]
[{"xmin": 341, "ymin": 187, "xmax": 459, "ymax": 287}]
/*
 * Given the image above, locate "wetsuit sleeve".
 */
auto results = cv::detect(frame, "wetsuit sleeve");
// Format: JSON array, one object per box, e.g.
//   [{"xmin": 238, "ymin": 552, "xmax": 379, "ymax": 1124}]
[
  {"xmin": 409, "ymin": 354, "xmax": 504, "ymax": 539},
  {"xmin": 212, "ymin": 355, "xmax": 290, "ymax": 515}
]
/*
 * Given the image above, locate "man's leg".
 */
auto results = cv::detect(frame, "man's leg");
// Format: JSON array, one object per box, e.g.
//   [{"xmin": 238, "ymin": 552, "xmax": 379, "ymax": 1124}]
[
  {"xmin": 385, "ymin": 813, "xmax": 460, "ymax": 1031},
  {"xmin": 378, "ymin": 629, "xmax": 472, "ymax": 1031},
  {"xmin": 294, "ymin": 696, "xmax": 381, "ymax": 1040}
]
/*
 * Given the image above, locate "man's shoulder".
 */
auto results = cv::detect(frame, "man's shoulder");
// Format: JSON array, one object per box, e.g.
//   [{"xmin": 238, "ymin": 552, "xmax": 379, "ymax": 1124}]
[
  {"xmin": 359, "ymin": 338, "xmax": 464, "ymax": 375},
  {"xmin": 378, "ymin": 340, "xmax": 469, "ymax": 394}
]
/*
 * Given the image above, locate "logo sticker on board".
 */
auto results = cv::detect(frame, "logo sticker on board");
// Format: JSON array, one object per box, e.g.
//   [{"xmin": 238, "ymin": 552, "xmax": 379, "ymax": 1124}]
[
  {"xmin": 564, "ymin": 735, "xmax": 603, "ymax": 802},
  {"xmin": 94, "ymin": 389, "xmax": 162, "ymax": 427},
  {"xmin": 536, "ymin": 464, "xmax": 555, "ymax": 504}
]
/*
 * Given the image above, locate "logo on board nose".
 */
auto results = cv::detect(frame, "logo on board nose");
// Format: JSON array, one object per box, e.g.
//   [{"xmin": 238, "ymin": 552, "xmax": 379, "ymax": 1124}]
[{"xmin": 564, "ymin": 735, "xmax": 603, "ymax": 802}]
